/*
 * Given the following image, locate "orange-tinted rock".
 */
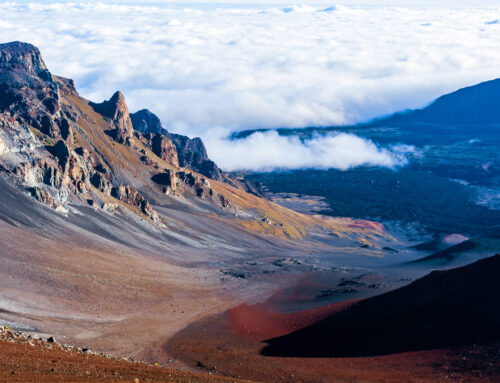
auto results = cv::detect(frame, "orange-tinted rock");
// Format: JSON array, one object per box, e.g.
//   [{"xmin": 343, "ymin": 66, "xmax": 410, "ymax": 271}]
[
  {"xmin": 148, "ymin": 133, "xmax": 179, "ymax": 167},
  {"xmin": 90, "ymin": 91, "xmax": 133, "ymax": 144}
]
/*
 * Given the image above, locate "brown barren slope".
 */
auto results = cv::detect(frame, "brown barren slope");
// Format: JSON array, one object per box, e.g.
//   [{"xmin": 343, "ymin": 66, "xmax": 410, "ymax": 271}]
[{"xmin": 0, "ymin": 328, "xmax": 253, "ymax": 383}]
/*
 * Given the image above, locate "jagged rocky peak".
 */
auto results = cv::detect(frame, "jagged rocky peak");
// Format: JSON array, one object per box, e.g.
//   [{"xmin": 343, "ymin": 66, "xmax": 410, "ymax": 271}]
[
  {"xmin": 130, "ymin": 109, "xmax": 164, "ymax": 134},
  {"xmin": 0, "ymin": 41, "xmax": 237, "ymax": 220},
  {"xmin": 90, "ymin": 91, "xmax": 133, "ymax": 144},
  {"xmin": 0, "ymin": 41, "xmax": 51, "ymax": 80},
  {"xmin": 0, "ymin": 42, "xmax": 163, "ymax": 222},
  {"xmin": 129, "ymin": 108, "xmax": 224, "ymax": 181},
  {"xmin": 169, "ymin": 133, "xmax": 223, "ymax": 181},
  {"xmin": 91, "ymin": 91, "xmax": 127, "ymax": 120},
  {"xmin": 0, "ymin": 41, "xmax": 65, "ymax": 139}
]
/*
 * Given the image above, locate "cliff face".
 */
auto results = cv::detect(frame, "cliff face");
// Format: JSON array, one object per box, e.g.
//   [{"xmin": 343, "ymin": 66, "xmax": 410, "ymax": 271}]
[
  {"xmin": 0, "ymin": 41, "xmax": 51, "ymax": 78},
  {"xmin": 129, "ymin": 108, "xmax": 229, "ymax": 183},
  {"xmin": 0, "ymin": 42, "xmax": 63, "ymax": 138},
  {"xmin": 0, "ymin": 41, "xmax": 236, "ymax": 222}
]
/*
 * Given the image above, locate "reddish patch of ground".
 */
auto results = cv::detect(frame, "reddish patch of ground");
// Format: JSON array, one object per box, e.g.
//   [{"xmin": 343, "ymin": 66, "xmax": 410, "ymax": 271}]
[
  {"xmin": 227, "ymin": 299, "xmax": 356, "ymax": 341},
  {"xmin": 165, "ymin": 261, "xmax": 500, "ymax": 383},
  {"xmin": 0, "ymin": 338, "xmax": 252, "ymax": 383},
  {"xmin": 166, "ymin": 306, "xmax": 499, "ymax": 383},
  {"xmin": 264, "ymin": 255, "xmax": 500, "ymax": 358}
]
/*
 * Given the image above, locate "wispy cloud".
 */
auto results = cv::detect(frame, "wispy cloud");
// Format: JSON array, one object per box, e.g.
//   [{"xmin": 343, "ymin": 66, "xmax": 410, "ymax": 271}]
[{"xmin": 0, "ymin": 2, "xmax": 498, "ymax": 170}]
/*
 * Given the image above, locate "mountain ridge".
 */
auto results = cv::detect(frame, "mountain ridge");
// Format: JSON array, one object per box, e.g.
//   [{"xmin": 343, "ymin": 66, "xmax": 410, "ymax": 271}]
[
  {"xmin": 232, "ymin": 76, "xmax": 500, "ymax": 140},
  {"xmin": 0, "ymin": 41, "xmax": 247, "ymax": 223}
]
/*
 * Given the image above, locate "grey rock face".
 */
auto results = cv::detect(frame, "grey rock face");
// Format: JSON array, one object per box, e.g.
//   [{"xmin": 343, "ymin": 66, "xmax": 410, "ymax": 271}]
[
  {"xmin": 130, "ymin": 109, "xmax": 164, "ymax": 134},
  {"xmin": 0, "ymin": 41, "xmax": 51, "ymax": 79}
]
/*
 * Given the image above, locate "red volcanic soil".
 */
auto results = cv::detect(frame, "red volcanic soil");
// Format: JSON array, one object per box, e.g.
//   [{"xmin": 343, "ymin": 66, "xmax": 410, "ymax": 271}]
[
  {"xmin": 0, "ymin": 332, "xmax": 252, "ymax": 383},
  {"xmin": 227, "ymin": 299, "xmax": 356, "ymax": 341},
  {"xmin": 166, "ymin": 305, "xmax": 499, "ymax": 383},
  {"xmin": 165, "ymin": 257, "xmax": 500, "ymax": 383}
]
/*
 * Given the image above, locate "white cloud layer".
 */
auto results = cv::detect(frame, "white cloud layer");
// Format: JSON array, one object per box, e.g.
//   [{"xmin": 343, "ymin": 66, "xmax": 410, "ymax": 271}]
[
  {"xmin": 205, "ymin": 130, "xmax": 415, "ymax": 171},
  {"xmin": 0, "ymin": 2, "xmax": 499, "ymax": 170}
]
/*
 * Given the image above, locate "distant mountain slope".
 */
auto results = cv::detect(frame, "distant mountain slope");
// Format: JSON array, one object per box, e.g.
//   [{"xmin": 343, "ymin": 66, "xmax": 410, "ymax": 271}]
[
  {"xmin": 233, "ymin": 77, "xmax": 500, "ymax": 141},
  {"xmin": 378, "ymin": 78, "xmax": 500, "ymax": 127},
  {"xmin": 262, "ymin": 254, "xmax": 500, "ymax": 357}
]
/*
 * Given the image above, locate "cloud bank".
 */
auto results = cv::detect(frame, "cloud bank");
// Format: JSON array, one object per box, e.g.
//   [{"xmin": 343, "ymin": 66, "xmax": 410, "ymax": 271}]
[
  {"xmin": 0, "ymin": 2, "xmax": 499, "ymax": 170},
  {"xmin": 205, "ymin": 130, "xmax": 414, "ymax": 171}
]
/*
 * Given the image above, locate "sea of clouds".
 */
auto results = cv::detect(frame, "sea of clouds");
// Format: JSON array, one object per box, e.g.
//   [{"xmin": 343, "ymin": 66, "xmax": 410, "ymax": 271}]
[{"xmin": 0, "ymin": 1, "xmax": 499, "ymax": 171}]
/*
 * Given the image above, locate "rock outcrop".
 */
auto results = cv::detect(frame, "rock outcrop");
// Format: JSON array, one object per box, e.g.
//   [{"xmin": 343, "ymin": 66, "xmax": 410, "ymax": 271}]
[
  {"xmin": 111, "ymin": 185, "xmax": 159, "ymax": 222},
  {"xmin": 168, "ymin": 133, "xmax": 224, "ymax": 181},
  {"xmin": 0, "ymin": 42, "xmax": 65, "ymax": 140},
  {"xmin": 90, "ymin": 91, "xmax": 134, "ymax": 144},
  {"xmin": 130, "ymin": 109, "xmax": 163, "ymax": 134},
  {"xmin": 0, "ymin": 42, "xmax": 162, "ymax": 222},
  {"xmin": 151, "ymin": 168, "xmax": 229, "ymax": 208},
  {"xmin": 0, "ymin": 41, "xmax": 51, "ymax": 79},
  {"xmin": 151, "ymin": 170, "xmax": 176, "ymax": 194},
  {"xmin": 0, "ymin": 41, "xmax": 240, "ymax": 221},
  {"xmin": 146, "ymin": 133, "xmax": 179, "ymax": 168},
  {"xmin": 129, "ymin": 108, "xmax": 225, "ymax": 181}
]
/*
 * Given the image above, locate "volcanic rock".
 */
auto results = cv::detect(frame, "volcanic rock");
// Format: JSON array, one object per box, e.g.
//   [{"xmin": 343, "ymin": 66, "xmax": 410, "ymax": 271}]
[
  {"xmin": 90, "ymin": 91, "xmax": 133, "ymax": 144},
  {"xmin": 147, "ymin": 133, "xmax": 179, "ymax": 167},
  {"xmin": 0, "ymin": 41, "xmax": 51, "ymax": 79},
  {"xmin": 28, "ymin": 187, "xmax": 55, "ymax": 208},
  {"xmin": 130, "ymin": 109, "xmax": 164, "ymax": 134},
  {"xmin": 129, "ymin": 108, "xmax": 226, "ymax": 181},
  {"xmin": 0, "ymin": 42, "xmax": 61, "ymax": 138}
]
